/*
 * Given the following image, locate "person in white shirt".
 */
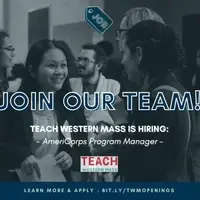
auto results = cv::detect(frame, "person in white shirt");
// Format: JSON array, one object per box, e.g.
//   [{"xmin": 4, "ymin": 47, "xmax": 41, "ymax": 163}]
[{"xmin": 70, "ymin": 43, "xmax": 122, "ymax": 181}]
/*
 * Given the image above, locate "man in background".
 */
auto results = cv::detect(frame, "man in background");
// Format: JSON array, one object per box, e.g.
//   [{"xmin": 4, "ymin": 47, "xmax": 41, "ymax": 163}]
[{"xmin": 69, "ymin": 43, "xmax": 122, "ymax": 181}]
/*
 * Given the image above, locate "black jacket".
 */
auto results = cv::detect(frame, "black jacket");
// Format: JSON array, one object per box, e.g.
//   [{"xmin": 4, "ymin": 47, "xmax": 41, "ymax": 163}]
[
  {"xmin": 0, "ymin": 91, "xmax": 90, "ymax": 181},
  {"xmin": 113, "ymin": 72, "xmax": 196, "ymax": 181}
]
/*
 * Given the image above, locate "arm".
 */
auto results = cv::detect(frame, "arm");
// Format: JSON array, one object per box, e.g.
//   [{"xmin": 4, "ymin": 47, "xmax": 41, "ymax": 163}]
[
  {"xmin": 68, "ymin": 145, "xmax": 91, "ymax": 171},
  {"xmin": 108, "ymin": 95, "xmax": 129, "ymax": 125}
]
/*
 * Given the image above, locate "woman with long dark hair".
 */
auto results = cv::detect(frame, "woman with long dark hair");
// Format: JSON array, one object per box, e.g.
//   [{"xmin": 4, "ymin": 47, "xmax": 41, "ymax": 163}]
[{"xmin": 0, "ymin": 39, "xmax": 89, "ymax": 181}]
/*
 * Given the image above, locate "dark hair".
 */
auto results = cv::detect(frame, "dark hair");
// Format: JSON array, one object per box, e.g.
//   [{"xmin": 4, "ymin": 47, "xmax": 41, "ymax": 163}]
[
  {"xmin": 0, "ymin": 30, "xmax": 9, "ymax": 46},
  {"xmin": 56, "ymin": 40, "xmax": 75, "ymax": 69},
  {"xmin": 126, "ymin": 20, "xmax": 186, "ymax": 75},
  {"xmin": 20, "ymin": 39, "xmax": 87, "ymax": 132},
  {"xmin": 97, "ymin": 40, "xmax": 114, "ymax": 57},
  {"xmin": 82, "ymin": 43, "xmax": 107, "ymax": 72},
  {"xmin": 11, "ymin": 63, "xmax": 26, "ymax": 79},
  {"xmin": 21, "ymin": 39, "xmax": 73, "ymax": 95}
]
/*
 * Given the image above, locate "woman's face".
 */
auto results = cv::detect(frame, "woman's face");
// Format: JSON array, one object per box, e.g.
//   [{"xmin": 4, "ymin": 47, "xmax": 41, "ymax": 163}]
[
  {"xmin": 118, "ymin": 17, "xmax": 142, "ymax": 85},
  {"xmin": 0, "ymin": 36, "xmax": 15, "ymax": 78},
  {"xmin": 35, "ymin": 48, "xmax": 68, "ymax": 92},
  {"xmin": 121, "ymin": 42, "xmax": 141, "ymax": 84}
]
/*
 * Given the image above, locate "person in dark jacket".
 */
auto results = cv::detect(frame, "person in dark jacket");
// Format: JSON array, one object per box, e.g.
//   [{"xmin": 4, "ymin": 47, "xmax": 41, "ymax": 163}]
[
  {"xmin": 94, "ymin": 20, "xmax": 196, "ymax": 181},
  {"xmin": 0, "ymin": 39, "xmax": 89, "ymax": 181}
]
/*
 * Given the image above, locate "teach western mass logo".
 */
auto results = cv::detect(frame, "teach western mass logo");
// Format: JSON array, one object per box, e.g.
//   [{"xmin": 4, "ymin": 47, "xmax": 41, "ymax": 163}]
[
  {"xmin": 85, "ymin": 6, "xmax": 113, "ymax": 34},
  {"xmin": 80, "ymin": 156, "xmax": 118, "ymax": 172}
]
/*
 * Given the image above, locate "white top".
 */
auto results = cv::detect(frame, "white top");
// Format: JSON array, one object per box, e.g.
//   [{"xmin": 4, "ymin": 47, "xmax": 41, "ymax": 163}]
[
  {"xmin": 70, "ymin": 74, "xmax": 120, "ymax": 151},
  {"xmin": 30, "ymin": 109, "xmax": 59, "ymax": 159},
  {"xmin": 69, "ymin": 73, "xmax": 120, "ymax": 126}
]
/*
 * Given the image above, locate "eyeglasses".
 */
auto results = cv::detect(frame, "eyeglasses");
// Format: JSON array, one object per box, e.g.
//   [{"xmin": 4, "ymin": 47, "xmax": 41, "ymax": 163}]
[
  {"xmin": 0, "ymin": 46, "xmax": 15, "ymax": 53},
  {"xmin": 75, "ymin": 57, "xmax": 95, "ymax": 65}
]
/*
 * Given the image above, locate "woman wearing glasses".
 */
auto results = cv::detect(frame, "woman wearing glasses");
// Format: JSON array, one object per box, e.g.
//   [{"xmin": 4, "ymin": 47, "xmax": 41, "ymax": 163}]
[
  {"xmin": 95, "ymin": 20, "xmax": 196, "ymax": 181},
  {"xmin": 0, "ymin": 30, "xmax": 15, "ymax": 94},
  {"xmin": 0, "ymin": 39, "xmax": 89, "ymax": 181},
  {"xmin": 116, "ymin": 7, "xmax": 165, "ymax": 98}
]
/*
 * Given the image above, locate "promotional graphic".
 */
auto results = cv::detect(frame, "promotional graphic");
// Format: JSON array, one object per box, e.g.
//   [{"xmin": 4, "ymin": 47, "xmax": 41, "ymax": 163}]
[{"xmin": 0, "ymin": 0, "xmax": 199, "ymax": 199}]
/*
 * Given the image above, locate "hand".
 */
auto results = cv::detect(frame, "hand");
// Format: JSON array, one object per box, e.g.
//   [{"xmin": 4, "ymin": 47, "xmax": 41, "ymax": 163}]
[
  {"xmin": 92, "ymin": 131, "xmax": 114, "ymax": 154},
  {"xmin": 55, "ymin": 151, "xmax": 72, "ymax": 171},
  {"xmin": 94, "ymin": 131, "xmax": 114, "ymax": 146},
  {"xmin": 21, "ymin": 155, "xmax": 41, "ymax": 179},
  {"xmin": 94, "ymin": 121, "xmax": 114, "ymax": 135},
  {"xmin": 108, "ymin": 95, "xmax": 129, "ymax": 125}
]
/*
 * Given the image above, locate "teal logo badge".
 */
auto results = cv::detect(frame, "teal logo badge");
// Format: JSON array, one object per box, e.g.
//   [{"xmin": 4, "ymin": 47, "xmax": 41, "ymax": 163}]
[{"xmin": 85, "ymin": 6, "xmax": 113, "ymax": 34}]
